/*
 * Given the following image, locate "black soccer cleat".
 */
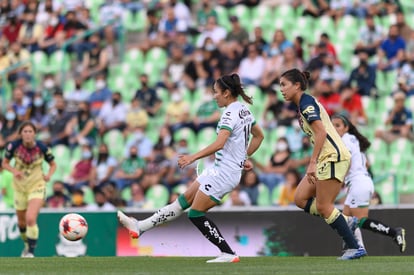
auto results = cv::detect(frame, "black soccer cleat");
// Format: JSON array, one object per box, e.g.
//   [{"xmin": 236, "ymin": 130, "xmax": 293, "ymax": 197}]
[{"xmin": 394, "ymin": 227, "xmax": 406, "ymax": 253}]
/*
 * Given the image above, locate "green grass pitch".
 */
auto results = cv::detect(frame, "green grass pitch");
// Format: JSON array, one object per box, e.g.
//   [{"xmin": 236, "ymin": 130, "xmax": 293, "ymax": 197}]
[{"xmin": 1, "ymin": 256, "xmax": 413, "ymax": 275}]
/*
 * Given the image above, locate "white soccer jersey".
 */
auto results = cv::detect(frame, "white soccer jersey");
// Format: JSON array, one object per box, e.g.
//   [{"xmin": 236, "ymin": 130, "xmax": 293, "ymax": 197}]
[
  {"xmin": 215, "ymin": 101, "xmax": 256, "ymax": 171},
  {"xmin": 342, "ymin": 133, "xmax": 370, "ymax": 183}
]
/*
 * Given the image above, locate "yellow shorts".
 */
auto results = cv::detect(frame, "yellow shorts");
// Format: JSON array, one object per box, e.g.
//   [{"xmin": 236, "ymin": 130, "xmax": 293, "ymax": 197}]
[
  {"xmin": 317, "ymin": 159, "xmax": 350, "ymax": 182},
  {"xmin": 13, "ymin": 182, "xmax": 46, "ymax": 211}
]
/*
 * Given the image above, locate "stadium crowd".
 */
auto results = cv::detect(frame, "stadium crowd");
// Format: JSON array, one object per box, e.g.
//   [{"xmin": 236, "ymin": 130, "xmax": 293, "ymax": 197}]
[{"xmin": 0, "ymin": 0, "xmax": 413, "ymax": 210}]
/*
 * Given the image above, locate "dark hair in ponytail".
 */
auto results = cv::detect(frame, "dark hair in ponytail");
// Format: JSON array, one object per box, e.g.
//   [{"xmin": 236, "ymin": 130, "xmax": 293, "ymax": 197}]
[
  {"xmin": 332, "ymin": 114, "xmax": 371, "ymax": 152},
  {"xmin": 215, "ymin": 73, "xmax": 253, "ymax": 105},
  {"xmin": 280, "ymin": 68, "xmax": 310, "ymax": 91}
]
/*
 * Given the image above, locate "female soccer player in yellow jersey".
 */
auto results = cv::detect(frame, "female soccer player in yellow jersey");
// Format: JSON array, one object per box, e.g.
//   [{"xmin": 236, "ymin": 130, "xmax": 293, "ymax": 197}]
[
  {"xmin": 279, "ymin": 68, "xmax": 366, "ymax": 260},
  {"xmin": 2, "ymin": 121, "xmax": 56, "ymax": 257}
]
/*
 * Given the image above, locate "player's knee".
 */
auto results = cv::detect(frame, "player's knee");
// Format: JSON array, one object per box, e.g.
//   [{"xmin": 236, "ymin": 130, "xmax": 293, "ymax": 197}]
[
  {"xmin": 294, "ymin": 193, "xmax": 307, "ymax": 209},
  {"xmin": 315, "ymin": 201, "xmax": 330, "ymax": 217},
  {"xmin": 25, "ymin": 216, "xmax": 37, "ymax": 226}
]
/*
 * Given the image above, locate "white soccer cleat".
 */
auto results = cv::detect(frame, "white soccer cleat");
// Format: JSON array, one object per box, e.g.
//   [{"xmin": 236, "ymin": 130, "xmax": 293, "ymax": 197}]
[
  {"xmin": 117, "ymin": 210, "xmax": 140, "ymax": 239},
  {"xmin": 337, "ymin": 247, "xmax": 367, "ymax": 260},
  {"xmin": 206, "ymin": 252, "xmax": 240, "ymax": 263},
  {"xmin": 21, "ymin": 252, "xmax": 34, "ymax": 258}
]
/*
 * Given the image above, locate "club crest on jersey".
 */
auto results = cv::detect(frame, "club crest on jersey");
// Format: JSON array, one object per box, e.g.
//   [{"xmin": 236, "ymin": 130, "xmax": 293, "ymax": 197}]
[{"xmin": 238, "ymin": 109, "xmax": 251, "ymax": 118}]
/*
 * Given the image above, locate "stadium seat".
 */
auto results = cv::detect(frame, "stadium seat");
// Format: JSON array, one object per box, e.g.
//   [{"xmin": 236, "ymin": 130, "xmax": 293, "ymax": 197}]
[
  {"xmin": 214, "ymin": 5, "xmax": 230, "ymax": 30},
  {"xmin": 172, "ymin": 184, "xmax": 187, "ymax": 195},
  {"xmin": 257, "ymin": 183, "xmax": 271, "ymax": 206},
  {"xmin": 124, "ymin": 48, "xmax": 145, "ymax": 70},
  {"xmin": 173, "ymin": 127, "xmax": 197, "ymax": 152},
  {"xmin": 121, "ymin": 186, "xmax": 132, "ymax": 202},
  {"xmin": 123, "ymin": 10, "xmax": 146, "ymax": 32},
  {"xmin": 271, "ymin": 184, "xmax": 283, "ymax": 205},
  {"xmin": 228, "ymin": 4, "xmax": 251, "ymax": 29},
  {"xmin": 31, "ymin": 51, "xmax": 49, "ymax": 74},
  {"xmin": 145, "ymin": 47, "xmax": 168, "ymax": 72},
  {"xmin": 48, "ymin": 50, "xmax": 71, "ymax": 74},
  {"xmin": 197, "ymin": 127, "xmax": 216, "ymax": 149},
  {"xmin": 103, "ymin": 129, "xmax": 125, "ymax": 160},
  {"xmin": 145, "ymin": 184, "xmax": 170, "ymax": 209}
]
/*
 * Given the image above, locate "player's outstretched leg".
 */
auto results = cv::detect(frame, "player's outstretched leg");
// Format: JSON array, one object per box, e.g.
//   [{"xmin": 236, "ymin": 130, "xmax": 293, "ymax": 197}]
[
  {"xmin": 19, "ymin": 226, "xmax": 30, "ymax": 257},
  {"xmin": 118, "ymin": 195, "xmax": 191, "ymax": 238},
  {"xmin": 188, "ymin": 209, "xmax": 239, "ymax": 263},
  {"xmin": 358, "ymin": 217, "xmax": 406, "ymax": 253}
]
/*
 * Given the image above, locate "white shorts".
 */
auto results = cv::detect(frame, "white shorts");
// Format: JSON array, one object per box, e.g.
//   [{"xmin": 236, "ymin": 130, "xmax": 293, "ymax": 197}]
[
  {"xmin": 344, "ymin": 174, "xmax": 374, "ymax": 208},
  {"xmin": 196, "ymin": 165, "xmax": 241, "ymax": 202}
]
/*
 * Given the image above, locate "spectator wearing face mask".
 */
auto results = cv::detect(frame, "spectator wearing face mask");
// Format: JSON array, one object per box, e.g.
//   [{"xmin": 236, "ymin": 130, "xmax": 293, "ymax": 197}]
[
  {"xmin": 88, "ymin": 73, "xmax": 112, "ymax": 117},
  {"xmin": 0, "ymin": 106, "xmax": 21, "ymax": 150},
  {"xmin": 134, "ymin": 74, "xmax": 162, "ymax": 117},
  {"xmin": 37, "ymin": 14, "xmax": 65, "ymax": 56},
  {"xmin": 71, "ymin": 188, "xmax": 88, "ymax": 208},
  {"xmin": 164, "ymin": 86, "xmax": 191, "ymax": 134},
  {"xmin": 66, "ymin": 101, "xmax": 98, "ymax": 148},
  {"xmin": 80, "ymin": 34, "xmax": 109, "ymax": 81},
  {"xmin": 28, "ymin": 93, "xmax": 49, "ymax": 140},
  {"xmin": 17, "ymin": 11, "xmax": 43, "ymax": 52},
  {"xmin": 97, "ymin": 92, "xmax": 127, "ymax": 138},
  {"xmin": 45, "ymin": 181, "xmax": 71, "ymax": 208},
  {"xmin": 64, "ymin": 144, "xmax": 94, "ymax": 192},
  {"xmin": 253, "ymin": 137, "xmax": 292, "ymax": 193},
  {"xmin": 113, "ymin": 145, "xmax": 146, "ymax": 191},
  {"xmin": 45, "ymin": 94, "xmax": 72, "ymax": 147},
  {"xmin": 124, "ymin": 126, "xmax": 154, "ymax": 161},
  {"xmin": 124, "ymin": 97, "xmax": 149, "ymax": 138},
  {"xmin": 86, "ymin": 187, "xmax": 116, "ymax": 211}
]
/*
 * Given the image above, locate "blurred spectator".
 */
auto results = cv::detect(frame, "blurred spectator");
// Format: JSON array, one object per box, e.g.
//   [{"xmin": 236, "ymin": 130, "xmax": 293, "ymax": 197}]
[
  {"xmin": 165, "ymin": 138, "xmax": 194, "ymax": 190},
  {"xmin": 285, "ymin": 120, "xmax": 305, "ymax": 153},
  {"xmin": 0, "ymin": 0, "xmax": 12, "ymax": 25},
  {"xmin": 261, "ymin": 88, "xmax": 296, "ymax": 129},
  {"xmin": 157, "ymin": 6, "xmax": 183, "ymax": 47},
  {"xmin": 238, "ymin": 43, "xmax": 265, "ymax": 86},
  {"xmin": 397, "ymin": 56, "xmax": 414, "ymax": 97},
  {"xmin": 71, "ymin": 188, "xmax": 88, "ymax": 208},
  {"xmin": 64, "ymin": 76, "xmax": 90, "ymax": 113},
  {"xmin": 125, "ymin": 97, "xmax": 149, "ymax": 137},
  {"xmin": 7, "ymin": 41, "xmax": 31, "ymax": 83},
  {"xmin": 77, "ymin": 6, "xmax": 95, "ymax": 29},
  {"xmin": 139, "ymin": 9, "xmax": 161, "ymax": 51},
  {"xmin": 347, "ymin": 50, "xmax": 377, "ymax": 97},
  {"xmin": 161, "ymin": 44, "xmax": 187, "ymax": 90},
  {"xmin": 155, "ymin": 125, "xmax": 175, "ymax": 150},
  {"xmin": 217, "ymin": 0, "xmax": 260, "ymax": 7},
  {"xmin": 395, "ymin": 11, "xmax": 412, "ymax": 43},
  {"xmin": 64, "ymin": 143, "xmax": 94, "ymax": 192},
  {"xmin": 254, "ymin": 137, "xmax": 292, "ymax": 192},
  {"xmin": 196, "ymin": 0, "xmax": 217, "ymax": 30},
  {"xmin": 239, "ymin": 169, "xmax": 260, "ymax": 206},
  {"xmin": 377, "ymin": 24, "xmax": 406, "ymax": 72},
  {"xmin": 67, "ymin": 101, "xmax": 98, "ymax": 148},
  {"xmin": 221, "ymin": 185, "xmax": 252, "ymax": 207},
  {"xmin": 63, "ymin": 10, "xmax": 89, "ymax": 60},
  {"xmin": 314, "ymin": 53, "xmax": 347, "ymax": 96},
  {"xmin": 319, "ymin": 32, "xmax": 338, "ymax": 62},
  {"xmin": 90, "ymin": 143, "xmax": 118, "ymax": 188},
  {"xmin": 1, "ymin": 14, "xmax": 22, "ymax": 45},
  {"xmin": 196, "ymin": 15, "xmax": 226, "ymax": 48},
  {"xmin": 263, "ymin": 29, "xmax": 293, "ymax": 58},
  {"xmin": 98, "ymin": 0, "xmax": 126, "ymax": 53},
  {"xmin": 216, "ymin": 42, "xmax": 242, "ymax": 75},
  {"xmin": 191, "ymin": 87, "xmax": 221, "ymax": 133},
  {"xmin": 127, "ymin": 182, "xmax": 147, "ymax": 208},
  {"xmin": 317, "ymin": 88, "xmax": 341, "ymax": 116},
  {"xmin": 45, "ymin": 181, "xmax": 71, "ymax": 208},
  {"xmin": 40, "ymin": 73, "xmax": 59, "ymax": 102},
  {"xmin": 173, "ymin": 31, "xmax": 194, "ymax": 57},
  {"xmin": 250, "ymin": 25, "xmax": 268, "ymax": 52},
  {"xmin": 340, "ymin": 86, "xmax": 368, "ymax": 125},
  {"xmin": 290, "ymin": 135, "xmax": 313, "ymax": 176},
  {"xmin": 86, "ymin": 187, "xmax": 116, "ymax": 211},
  {"xmin": 45, "ymin": 95, "xmax": 72, "ymax": 146},
  {"xmin": 140, "ymin": 144, "xmax": 170, "ymax": 190},
  {"xmin": 225, "ymin": 15, "xmax": 249, "ymax": 48},
  {"xmin": 28, "ymin": 92, "xmax": 49, "ymax": 138},
  {"xmin": 164, "ymin": 86, "xmax": 191, "ymax": 133},
  {"xmin": 113, "ymin": 145, "xmax": 146, "ymax": 190},
  {"xmin": 0, "ymin": 45, "xmax": 10, "ymax": 73},
  {"xmin": 375, "ymin": 91, "xmax": 413, "ymax": 143},
  {"xmin": 11, "ymin": 86, "xmax": 31, "ymax": 121},
  {"xmin": 405, "ymin": 30, "xmax": 414, "ymax": 62},
  {"xmin": 102, "ymin": 181, "xmax": 127, "ymax": 207},
  {"xmin": 37, "ymin": 13, "xmax": 65, "ymax": 55},
  {"xmin": 36, "ymin": 0, "xmax": 61, "ymax": 26},
  {"xmin": 169, "ymin": 0, "xmax": 192, "ymax": 31},
  {"xmin": 277, "ymin": 168, "xmax": 300, "ymax": 206},
  {"xmin": 134, "ymin": 74, "xmax": 162, "ymax": 117},
  {"xmin": 88, "ymin": 73, "xmax": 113, "ymax": 116},
  {"xmin": 18, "ymin": 11, "xmax": 43, "ymax": 52},
  {"xmin": 0, "ymin": 105, "xmax": 20, "ymax": 150},
  {"xmin": 80, "ymin": 34, "xmax": 109, "ymax": 80},
  {"xmin": 354, "ymin": 14, "xmax": 385, "ymax": 57},
  {"xmin": 0, "ymin": 157, "xmax": 14, "ymax": 209},
  {"xmin": 302, "ymin": 0, "xmax": 329, "ymax": 17},
  {"xmin": 124, "ymin": 126, "xmax": 154, "ymax": 160},
  {"xmin": 305, "ymin": 42, "xmax": 328, "ymax": 89},
  {"xmin": 182, "ymin": 47, "xmax": 213, "ymax": 93},
  {"xmin": 97, "ymin": 92, "xmax": 127, "ymax": 138},
  {"xmin": 293, "ymin": 35, "xmax": 305, "ymax": 62}
]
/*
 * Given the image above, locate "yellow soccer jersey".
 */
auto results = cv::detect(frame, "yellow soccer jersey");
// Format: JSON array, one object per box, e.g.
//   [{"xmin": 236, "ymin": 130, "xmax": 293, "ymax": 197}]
[
  {"xmin": 4, "ymin": 139, "xmax": 54, "ymax": 190},
  {"xmin": 297, "ymin": 93, "xmax": 350, "ymax": 163}
]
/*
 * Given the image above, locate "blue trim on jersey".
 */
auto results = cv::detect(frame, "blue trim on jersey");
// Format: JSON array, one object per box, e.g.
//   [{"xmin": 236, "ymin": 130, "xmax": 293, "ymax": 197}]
[
  {"xmin": 330, "ymin": 162, "xmax": 335, "ymax": 179},
  {"xmin": 326, "ymin": 134, "xmax": 340, "ymax": 162}
]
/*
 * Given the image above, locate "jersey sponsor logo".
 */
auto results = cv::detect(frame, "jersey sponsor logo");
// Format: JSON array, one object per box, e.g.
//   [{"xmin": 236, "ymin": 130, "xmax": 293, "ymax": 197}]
[
  {"xmin": 225, "ymin": 112, "xmax": 231, "ymax": 116},
  {"xmin": 238, "ymin": 109, "xmax": 251, "ymax": 119},
  {"xmin": 302, "ymin": 105, "xmax": 315, "ymax": 115}
]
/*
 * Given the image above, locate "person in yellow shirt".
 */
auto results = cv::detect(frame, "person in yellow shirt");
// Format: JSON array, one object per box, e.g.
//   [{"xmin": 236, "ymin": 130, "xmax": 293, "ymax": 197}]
[
  {"xmin": 165, "ymin": 87, "xmax": 192, "ymax": 133},
  {"xmin": 124, "ymin": 97, "xmax": 149, "ymax": 138},
  {"xmin": 278, "ymin": 168, "xmax": 300, "ymax": 206}
]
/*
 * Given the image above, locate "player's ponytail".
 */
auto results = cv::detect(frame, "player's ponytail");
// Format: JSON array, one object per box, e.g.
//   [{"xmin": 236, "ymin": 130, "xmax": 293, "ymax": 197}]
[
  {"xmin": 333, "ymin": 114, "xmax": 371, "ymax": 152},
  {"xmin": 216, "ymin": 74, "xmax": 253, "ymax": 105}
]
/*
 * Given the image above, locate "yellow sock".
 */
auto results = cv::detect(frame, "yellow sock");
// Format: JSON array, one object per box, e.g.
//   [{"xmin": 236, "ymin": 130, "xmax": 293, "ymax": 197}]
[
  {"xmin": 325, "ymin": 208, "xmax": 341, "ymax": 224},
  {"xmin": 26, "ymin": 225, "xmax": 39, "ymax": 239},
  {"xmin": 309, "ymin": 199, "xmax": 320, "ymax": 216}
]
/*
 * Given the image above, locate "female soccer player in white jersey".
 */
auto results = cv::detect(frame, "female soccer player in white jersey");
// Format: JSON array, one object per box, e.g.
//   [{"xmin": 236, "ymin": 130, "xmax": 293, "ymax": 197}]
[
  {"xmin": 279, "ymin": 68, "xmax": 366, "ymax": 260},
  {"xmin": 118, "ymin": 73, "xmax": 264, "ymax": 263},
  {"xmin": 331, "ymin": 113, "xmax": 406, "ymax": 253}
]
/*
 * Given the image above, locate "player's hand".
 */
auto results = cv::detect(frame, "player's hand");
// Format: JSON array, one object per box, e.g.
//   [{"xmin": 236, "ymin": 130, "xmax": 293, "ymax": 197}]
[
  {"xmin": 13, "ymin": 170, "xmax": 24, "ymax": 180},
  {"xmin": 178, "ymin": 154, "xmax": 194, "ymax": 169},
  {"xmin": 43, "ymin": 174, "xmax": 51, "ymax": 182},
  {"xmin": 243, "ymin": 159, "xmax": 253, "ymax": 171},
  {"xmin": 306, "ymin": 161, "xmax": 317, "ymax": 184}
]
